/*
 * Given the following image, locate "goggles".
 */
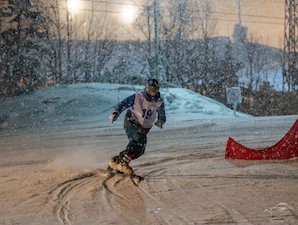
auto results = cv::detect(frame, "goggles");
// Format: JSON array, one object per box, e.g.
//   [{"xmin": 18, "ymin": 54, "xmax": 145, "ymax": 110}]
[
  {"xmin": 146, "ymin": 86, "xmax": 159, "ymax": 96},
  {"xmin": 147, "ymin": 79, "xmax": 160, "ymax": 88}
]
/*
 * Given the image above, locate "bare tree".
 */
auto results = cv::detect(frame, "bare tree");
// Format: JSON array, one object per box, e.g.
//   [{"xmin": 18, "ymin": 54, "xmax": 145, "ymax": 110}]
[
  {"xmin": 41, "ymin": 0, "xmax": 117, "ymax": 84},
  {"xmin": 45, "ymin": 0, "xmax": 63, "ymax": 83},
  {"xmin": 159, "ymin": 0, "xmax": 195, "ymax": 83},
  {"xmin": 81, "ymin": 3, "xmax": 116, "ymax": 83}
]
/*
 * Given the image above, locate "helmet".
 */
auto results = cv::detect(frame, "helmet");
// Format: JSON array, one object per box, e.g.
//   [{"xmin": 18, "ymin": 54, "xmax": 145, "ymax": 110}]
[{"xmin": 145, "ymin": 79, "xmax": 160, "ymax": 96}]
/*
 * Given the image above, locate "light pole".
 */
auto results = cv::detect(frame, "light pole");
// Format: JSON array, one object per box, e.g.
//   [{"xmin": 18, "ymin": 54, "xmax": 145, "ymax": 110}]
[
  {"xmin": 153, "ymin": 0, "xmax": 159, "ymax": 79},
  {"xmin": 237, "ymin": 0, "xmax": 242, "ymax": 25}
]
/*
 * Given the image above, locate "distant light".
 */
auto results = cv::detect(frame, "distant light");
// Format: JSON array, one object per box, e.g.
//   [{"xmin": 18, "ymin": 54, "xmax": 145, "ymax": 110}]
[
  {"xmin": 121, "ymin": 5, "xmax": 137, "ymax": 24},
  {"xmin": 67, "ymin": 0, "xmax": 81, "ymax": 13}
]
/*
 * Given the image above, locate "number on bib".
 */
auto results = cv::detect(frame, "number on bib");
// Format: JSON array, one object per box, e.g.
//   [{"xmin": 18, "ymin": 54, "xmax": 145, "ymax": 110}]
[{"xmin": 142, "ymin": 109, "xmax": 152, "ymax": 119}]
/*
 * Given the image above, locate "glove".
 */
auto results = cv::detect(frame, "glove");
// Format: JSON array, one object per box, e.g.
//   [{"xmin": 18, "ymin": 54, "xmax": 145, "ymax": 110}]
[
  {"xmin": 155, "ymin": 120, "xmax": 164, "ymax": 129},
  {"xmin": 109, "ymin": 111, "xmax": 119, "ymax": 124}
]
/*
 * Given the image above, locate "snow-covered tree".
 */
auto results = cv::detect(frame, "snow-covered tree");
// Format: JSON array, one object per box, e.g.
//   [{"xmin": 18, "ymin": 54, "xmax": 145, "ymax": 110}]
[{"xmin": 0, "ymin": 0, "xmax": 49, "ymax": 96}]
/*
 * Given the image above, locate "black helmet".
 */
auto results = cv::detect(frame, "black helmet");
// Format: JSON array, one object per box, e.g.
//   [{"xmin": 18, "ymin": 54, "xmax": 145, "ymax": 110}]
[
  {"xmin": 146, "ymin": 78, "xmax": 160, "ymax": 88},
  {"xmin": 146, "ymin": 79, "xmax": 160, "ymax": 96}
]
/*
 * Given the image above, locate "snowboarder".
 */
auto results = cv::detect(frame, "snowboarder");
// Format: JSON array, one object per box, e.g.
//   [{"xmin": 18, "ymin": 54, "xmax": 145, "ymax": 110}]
[{"xmin": 108, "ymin": 78, "xmax": 166, "ymax": 175}]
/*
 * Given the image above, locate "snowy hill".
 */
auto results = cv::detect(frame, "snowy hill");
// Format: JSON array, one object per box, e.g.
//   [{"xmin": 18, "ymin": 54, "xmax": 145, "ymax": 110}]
[{"xmin": 0, "ymin": 83, "xmax": 250, "ymax": 133}]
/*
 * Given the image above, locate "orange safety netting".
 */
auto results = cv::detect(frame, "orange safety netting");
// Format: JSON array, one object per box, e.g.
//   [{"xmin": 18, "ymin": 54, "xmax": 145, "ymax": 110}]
[{"xmin": 225, "ymin": 119, "xmax": 298, "ymax": 160}]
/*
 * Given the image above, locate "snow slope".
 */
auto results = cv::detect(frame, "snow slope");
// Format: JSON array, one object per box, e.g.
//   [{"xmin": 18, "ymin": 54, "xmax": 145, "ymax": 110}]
[{"xmin": 0, "ymin": 83, "xmax": 250, "ymax": 134}]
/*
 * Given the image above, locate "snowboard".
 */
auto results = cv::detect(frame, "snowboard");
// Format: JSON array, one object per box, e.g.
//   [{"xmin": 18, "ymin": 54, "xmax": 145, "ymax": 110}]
[{"xmin": 106, "ymin": 167, "xmax": 144, "ymax": 185}]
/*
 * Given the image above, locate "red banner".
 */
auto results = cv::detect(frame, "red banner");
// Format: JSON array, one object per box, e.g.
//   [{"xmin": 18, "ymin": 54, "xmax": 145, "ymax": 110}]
[{"xmin": 225, "ymin": 119, "xmax": 298, "ymax": 160}]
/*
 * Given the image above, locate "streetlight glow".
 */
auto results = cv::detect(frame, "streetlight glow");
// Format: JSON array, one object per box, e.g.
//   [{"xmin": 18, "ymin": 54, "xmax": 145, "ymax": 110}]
[
  {"xmin": 67, "ymin": 0, "xmax": 81, "ymax": 13},
  {"xmin": 121, "ymin": 5, "xmax": 137, "ymax": 24}
]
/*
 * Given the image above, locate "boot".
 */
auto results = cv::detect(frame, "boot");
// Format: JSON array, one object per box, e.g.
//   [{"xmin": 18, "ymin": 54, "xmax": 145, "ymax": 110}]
[
  {"xmin": 116, "ymin": 161, "xmax": 133, "ymax": 175},
  {"xmin": 107, "ymin": 155, "xmax": 119, "ymax": 171},
  {"xmin": 108, "ymin": 160, "xmax": 119, "ymax": 171},
  {"xmin": 108, "ymin": 154, "xmax": 133, "ymax": 175}
]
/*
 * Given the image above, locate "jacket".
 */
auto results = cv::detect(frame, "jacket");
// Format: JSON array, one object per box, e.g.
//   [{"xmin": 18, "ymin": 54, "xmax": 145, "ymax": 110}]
[{"xmin": 114, "ymin": 90, "xmax": 166, "ymax": 129}]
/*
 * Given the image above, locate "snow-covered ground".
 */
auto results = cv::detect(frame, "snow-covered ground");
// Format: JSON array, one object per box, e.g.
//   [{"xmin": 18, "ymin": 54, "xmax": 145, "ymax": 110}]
[{"xmin": 0, "ymin": 83, "xmax": 297, "ymax": 225}]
